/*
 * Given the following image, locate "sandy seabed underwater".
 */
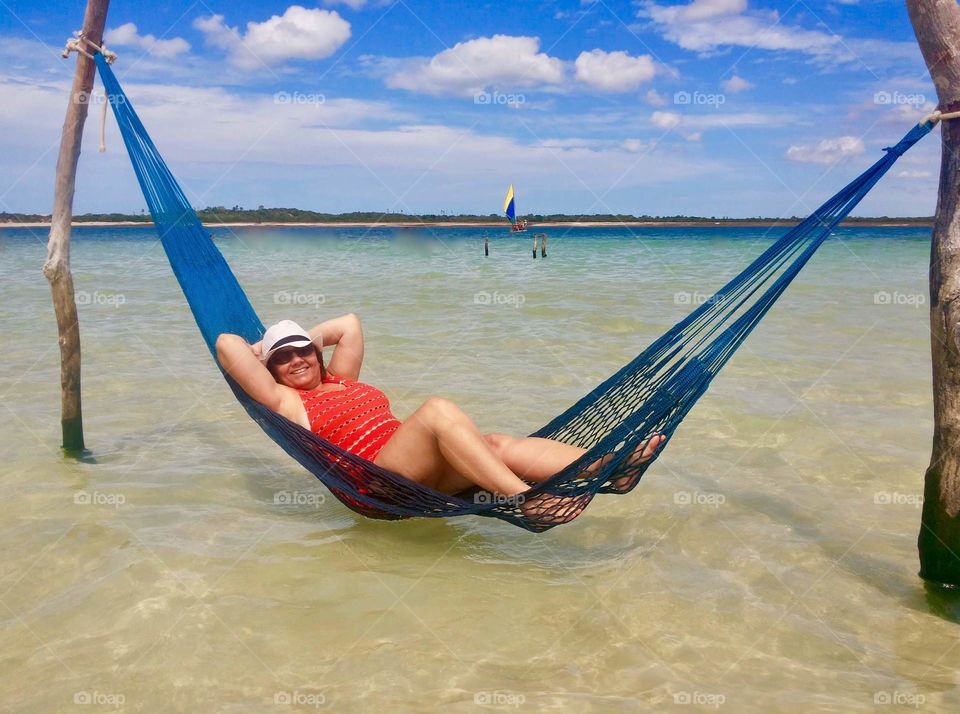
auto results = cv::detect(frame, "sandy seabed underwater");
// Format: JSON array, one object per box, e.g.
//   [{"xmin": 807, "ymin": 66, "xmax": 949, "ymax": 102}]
[{"xmin": 0, "ymin": 224, "xmax": 956, "ymax": 712}]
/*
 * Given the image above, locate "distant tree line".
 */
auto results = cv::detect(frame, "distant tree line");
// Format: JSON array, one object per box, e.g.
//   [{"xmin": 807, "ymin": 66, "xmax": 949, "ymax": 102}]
[{"xmin": 0, "ymin": 208, "xmax": 936, "ymax": 225}]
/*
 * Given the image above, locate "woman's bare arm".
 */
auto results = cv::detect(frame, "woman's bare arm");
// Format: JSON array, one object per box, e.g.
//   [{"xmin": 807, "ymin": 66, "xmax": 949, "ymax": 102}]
[
  {"xmin": 216, "ymin": 333, "xmax": 285, "ymax": 410},
  {"xmin": 308, "ymin": 313, "xmax": 364, "ymax": 380}
]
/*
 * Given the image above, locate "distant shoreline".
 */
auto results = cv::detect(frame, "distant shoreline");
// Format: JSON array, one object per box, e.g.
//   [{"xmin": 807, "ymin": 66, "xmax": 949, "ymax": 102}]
[{"xmin": 1, "ymin": 220, "xmax": 934, "ymax": 229}]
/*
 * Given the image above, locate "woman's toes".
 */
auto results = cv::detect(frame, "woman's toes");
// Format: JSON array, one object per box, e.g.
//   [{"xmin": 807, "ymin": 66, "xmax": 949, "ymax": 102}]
[
  {"xmin": 640, "ymin": 434, "xmax": 666, "ymax": 460},
  {"xmin": 607, "ymin": 433, "xmax": 666, "ymax": 491}
]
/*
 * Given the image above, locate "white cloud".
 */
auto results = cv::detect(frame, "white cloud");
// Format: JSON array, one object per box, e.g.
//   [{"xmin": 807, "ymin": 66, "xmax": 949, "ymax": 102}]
[
  {"xmin": 537, "ymin": 137, "xmax": 603, "ymax": 150},
  {"xmin": 881, "ymin": 100, "xmax": 937, "ymax": 126},
  {"xmin": 685, "ymin": 112, "xmax": 787, "ymax": 128},
  {"xmin": 324, "ymin": 0, "xmax": 368, "ymax": 8},
  {"xmin": 785, "ymin": 136, "xmax": 865, "ymax": 164},
  {"xmin": 385, "ymin": 35, "xmax": 564, "ymax": 96},
  {"xmin": 646, "ymin": 89, "xmax": 667, "ymax": 106},
  {"xmin": 721, "ymin": 75, "xmax": 753, "ymax": 93},
  {"xmin": 574, "ymin": 49, "xmax": 655, "ymax": 92},
  {"xmin": 642, "ymin": 0, "xmax": 842, "ymax": 61},
  {"xmin": 194, "ymin": 6, "xmax": 351, "ymax": 69},
  {"xmin": 622, "ymin": 138, "xmax": 650, "ymax": 152},
  {"xmin": 644, "ymin": 111, "xmax": 786, "ymax": 136},
  {"xmin": 842, "ymin": 38, "xmax": 924, "ymax": 71},
  {"xmin": 896, "ymin": 170, "xmax": 931, "ymax": 179},
  {"xmin": 651, "ymin": 111, "xmax": 683, "ymax": 129},
  {"xmin": 103, "ymin": 22, "xmax": 190, "ymax": 59},
  {"xmin": 671, "ymin": 0, "xmax": 747, "ymax": 21}
]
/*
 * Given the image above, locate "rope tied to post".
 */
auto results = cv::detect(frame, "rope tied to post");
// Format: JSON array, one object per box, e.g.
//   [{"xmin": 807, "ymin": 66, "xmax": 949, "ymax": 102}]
[
  {"xmin": 61, "ymin": 31, "xmax": 117, "ymax": 63},
  {"xmin": 62, "ymin": 33, "xmax": 117, "ymax": 152},
  {"xmin": 922, "ymin": 109, "xmax": 960, "ymax": 126}
]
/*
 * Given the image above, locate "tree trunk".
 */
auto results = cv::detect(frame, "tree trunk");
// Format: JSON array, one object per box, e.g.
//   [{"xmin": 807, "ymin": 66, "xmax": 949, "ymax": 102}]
[
  {"xmin": 42, "ymin": 0, "xmax": 110, "ymax": 453},
  {"xmin": 907, "ymin": 0, "xmax": 960, "ymax": 587}
]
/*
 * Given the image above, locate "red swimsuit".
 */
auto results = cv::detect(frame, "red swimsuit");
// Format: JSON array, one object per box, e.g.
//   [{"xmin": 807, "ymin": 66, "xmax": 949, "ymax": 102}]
[{"xmin": 298, "ymin": 372, "xmax": 401, "ymax": 461}]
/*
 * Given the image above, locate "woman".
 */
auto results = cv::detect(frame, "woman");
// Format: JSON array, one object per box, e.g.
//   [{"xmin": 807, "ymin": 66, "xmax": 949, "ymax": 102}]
[{"xmin": 216, "ymin": 314, "xmax": 664, "ymax": 523}]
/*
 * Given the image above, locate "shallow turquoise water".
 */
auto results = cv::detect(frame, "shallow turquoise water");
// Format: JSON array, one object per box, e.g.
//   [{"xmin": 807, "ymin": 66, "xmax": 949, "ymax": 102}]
[{"xmin": 1, "ymin": 224, "xmax": 955, "ymax": 712}]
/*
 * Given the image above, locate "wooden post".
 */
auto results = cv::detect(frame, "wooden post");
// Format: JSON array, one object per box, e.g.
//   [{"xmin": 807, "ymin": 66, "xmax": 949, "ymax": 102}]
[
  {"xmin": 42, "ymin": 0, "xmax": 111, "ymax": 453},
  {"xmin": 906, "ymin": 0, "xmax": 960, "ymax": 586}
]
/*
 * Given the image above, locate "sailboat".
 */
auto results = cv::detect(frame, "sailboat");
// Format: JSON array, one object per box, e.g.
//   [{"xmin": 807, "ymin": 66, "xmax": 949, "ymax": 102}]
[{"xmin": 503, "ymin": 184, "xmax": 528, "ymax": 232}]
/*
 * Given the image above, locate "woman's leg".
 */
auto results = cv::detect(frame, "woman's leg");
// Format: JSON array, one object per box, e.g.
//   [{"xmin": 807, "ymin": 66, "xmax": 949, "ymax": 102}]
[
  {"xmin": 484, "ymin": 433, "xmax": 667, "ymax": 487},
  {"xmin": 373, "ymin": 397, "xmax": 587, "ymax": 523},
  {"xmin": 483, "ymin": 434, "xmax": 586, "ymax": 481},
  {"xmin": 374, "ymin": 397, "xmax": 530, "ymax": 497}
]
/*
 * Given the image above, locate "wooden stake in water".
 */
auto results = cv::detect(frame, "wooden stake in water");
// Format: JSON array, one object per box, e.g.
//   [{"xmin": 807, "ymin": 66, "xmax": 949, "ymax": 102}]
[
  {"xmin": 907, "ymin": 0, "xmax": 960, "ymax": 588},
  {"xmin": 42, "ymin": 0, "xmax": 111, "ymax": 453}
]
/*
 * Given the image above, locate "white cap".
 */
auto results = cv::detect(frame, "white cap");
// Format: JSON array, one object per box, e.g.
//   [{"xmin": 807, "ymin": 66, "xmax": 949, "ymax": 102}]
[{"xmin": 261, "ymin": 320, "xmax": 314, "ymax": 363}]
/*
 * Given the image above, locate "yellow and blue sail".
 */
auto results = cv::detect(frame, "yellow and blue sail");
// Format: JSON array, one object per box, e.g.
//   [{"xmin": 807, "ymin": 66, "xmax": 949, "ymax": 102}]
[{"xmin": 503, "ymin": 184, "xmax": 516, "ymax": 224}]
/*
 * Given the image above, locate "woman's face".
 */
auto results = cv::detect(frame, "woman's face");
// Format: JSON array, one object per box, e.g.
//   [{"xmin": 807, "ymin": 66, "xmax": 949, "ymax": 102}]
[{"xmin": 268, "ymin": 345, "xmax": 323, "ymax": 389}]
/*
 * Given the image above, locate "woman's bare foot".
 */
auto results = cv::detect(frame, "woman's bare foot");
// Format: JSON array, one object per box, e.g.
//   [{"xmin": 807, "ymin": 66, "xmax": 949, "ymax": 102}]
[
  {"xmin": 592, "ymin": 434, "xmax": 667, "ymax": 493},
  {"xmin": 520, "ymin": 490, "xmax": 592, "ymax": 526}
]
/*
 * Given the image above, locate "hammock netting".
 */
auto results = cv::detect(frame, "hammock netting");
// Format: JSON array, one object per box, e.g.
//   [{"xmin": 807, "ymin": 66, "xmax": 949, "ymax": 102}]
[{"xmin": 94, "ymin": 53, "xmax": 933, "ymax": 531}]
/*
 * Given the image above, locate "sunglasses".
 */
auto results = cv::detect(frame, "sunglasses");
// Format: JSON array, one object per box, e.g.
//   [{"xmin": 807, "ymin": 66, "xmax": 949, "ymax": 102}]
[{"xmin": 269, "ymin": 344, "xmax": 315, "ymax": 366}]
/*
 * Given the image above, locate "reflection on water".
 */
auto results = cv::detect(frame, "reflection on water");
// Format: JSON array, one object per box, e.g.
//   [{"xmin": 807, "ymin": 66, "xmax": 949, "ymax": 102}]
[{"xmin": 1, "ymin": 225, "xmax": 957, "ymax": 712}]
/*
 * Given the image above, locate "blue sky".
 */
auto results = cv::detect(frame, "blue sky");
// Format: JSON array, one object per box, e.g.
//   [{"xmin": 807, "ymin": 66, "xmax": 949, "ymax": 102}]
[{"xmin": 0, "ymin": 0, "xmax": 941, "ymax": 217}]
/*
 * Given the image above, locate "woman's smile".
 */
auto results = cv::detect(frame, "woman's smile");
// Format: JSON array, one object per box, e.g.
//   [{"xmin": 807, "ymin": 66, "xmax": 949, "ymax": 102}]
[{"xmin": 277, "ymin": 352, "xmax": 324, "ymax": 389}]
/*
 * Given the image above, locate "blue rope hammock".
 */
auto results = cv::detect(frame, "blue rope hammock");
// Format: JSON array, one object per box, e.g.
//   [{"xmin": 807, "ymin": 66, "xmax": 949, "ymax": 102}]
[{"xmin": 94, "ymin": 53, "xmax": 934, "ymax": 531}]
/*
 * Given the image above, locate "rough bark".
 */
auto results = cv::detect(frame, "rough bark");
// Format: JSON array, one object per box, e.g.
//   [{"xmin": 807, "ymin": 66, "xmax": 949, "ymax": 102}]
[
  {"xmin": 41, "ymin": 0, "xmax": 110, "ymax": 453},
  {"xmin": 906, "ymin": 0, "xmax": 960, "ymax": 586}
]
